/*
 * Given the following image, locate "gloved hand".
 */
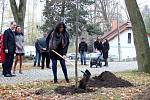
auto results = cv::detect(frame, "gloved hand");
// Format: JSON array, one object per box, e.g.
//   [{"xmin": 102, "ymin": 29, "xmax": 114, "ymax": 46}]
[
  {"xmin": 42, "ymin": 48, "xmax": 46, "ymax": 51},
  {"xmin": 5, "ymin": 49, "xmax": 8, "ymax": 53},
  {"xmin": 63, "ymin": 55, "xmax": 66, "ymax": 59}
]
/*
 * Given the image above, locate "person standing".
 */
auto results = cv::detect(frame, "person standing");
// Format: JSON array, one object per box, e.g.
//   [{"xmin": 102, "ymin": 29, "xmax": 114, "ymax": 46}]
[
  {"xmin": 3, "ymin": 21, "xmax": 16, "ymax": 77},
  {"xmin": 102, "ymin": 39, "xmax": 110, "ymax": 66},
  {"xmin": 34, "ymin": 39, "xmax": 41, "ymax": 67},
  {"xmin": 13, "ymin": 26, "xmax": 24, "ymax": 74},
  {"xmin": 79, "ymin": 38, "xmax": 88, "ymax": 65},
  {"xmin": 94, "ymin": 36, "xmax": 103, "ymax": 53},
  {"xmin": 94, "ymin": 36, "xmax": 103, "ymax": 65},
  {"xmin": 49, "ymin": 22, "xmax": 69, "ymax": 83},
  {"xmin": 39, "ymin": 33, "xmax": 50, "ymax": 69}
]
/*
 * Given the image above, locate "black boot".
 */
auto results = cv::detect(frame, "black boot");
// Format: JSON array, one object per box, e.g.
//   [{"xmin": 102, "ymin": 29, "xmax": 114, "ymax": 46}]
[
  {"xmin": 104, "ymin": 59, "xmax": 108, "ymax": 66},
  {"xmin": 66, "ymin": 78, "xmax": 69, "ymax": 83},
  {"xmin": 54, "ymin": 77, "xmax": 58, "ymax": 83}
]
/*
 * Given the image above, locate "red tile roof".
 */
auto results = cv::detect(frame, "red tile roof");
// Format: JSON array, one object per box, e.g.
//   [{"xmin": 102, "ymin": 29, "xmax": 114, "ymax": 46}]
[{"xmin": 102, "ymin": 22, "xmax": 132, "ymax": 41}]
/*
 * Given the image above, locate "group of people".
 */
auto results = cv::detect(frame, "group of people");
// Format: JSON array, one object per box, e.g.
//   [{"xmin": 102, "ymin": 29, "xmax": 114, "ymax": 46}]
[
  {"xmin": 79, "ymin": 36, "xmax": 110, "ymax": 66},
  {"xmin": 2, "ymin": 21, "xmax": 70, "ymax": 83},
  {"xmin": 94, "ymin": 36, "xmax": 110, "ymax": 66},
  {"xmin": 2, "ymin": 21, "xmax": 24, "ymax": 77},
  {"xmin": 2, "ymin": 21, "xmax": 109, "ymax": 84}
]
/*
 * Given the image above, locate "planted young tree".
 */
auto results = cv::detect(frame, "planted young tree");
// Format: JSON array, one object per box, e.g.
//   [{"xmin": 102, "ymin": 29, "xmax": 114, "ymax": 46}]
[
  {"xmin": 9, "ymin": 0, "xmax": 27, "ymax": 32},
  {"xmin": 125, "ymin": 0, "xmax": 150, "ymax": 73}
]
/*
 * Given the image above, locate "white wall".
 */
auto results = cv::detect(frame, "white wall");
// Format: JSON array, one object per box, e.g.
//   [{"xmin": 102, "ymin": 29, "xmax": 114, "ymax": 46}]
[
  {"xmin": 109, "ymin": 29, "xmax": 136, "ymax": 60},
  {"xmin": 148, "ymin": 36, "xmax": 150, "ymax": 47}
]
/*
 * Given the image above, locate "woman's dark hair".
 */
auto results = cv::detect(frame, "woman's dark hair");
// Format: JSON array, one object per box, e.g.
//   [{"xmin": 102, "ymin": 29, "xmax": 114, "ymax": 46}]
[
  {"xmin": 15, "ymin": 25, "xmax": 23, "ymax": 35},
  {"xmin": 105, "ymin": 39, "xmax": 108, "ymax": 42},
  {"xmin": 104, "ymin": 39, "xmax": 109, "ymax": 44},
  {"xmin": 54, "ymin": 22, "xmax": 67, "ymax": 33},
  {"xmin": 15, "ymin": 25, "xmax": 21, "ymax": 30}
]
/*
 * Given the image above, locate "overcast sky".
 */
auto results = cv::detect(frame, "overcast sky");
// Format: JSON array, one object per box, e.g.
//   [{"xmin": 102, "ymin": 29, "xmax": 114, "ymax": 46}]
[
  {"xmin": 35, "ymin": 0, "xmax": 150, "ymax": 20},
  {"xmin": 2, "ymin": 0, "xmax": 150, "ymax": 20},
  {"xmin": 1, "ymin": 0, "xmax": 150, "ymax": 29}
]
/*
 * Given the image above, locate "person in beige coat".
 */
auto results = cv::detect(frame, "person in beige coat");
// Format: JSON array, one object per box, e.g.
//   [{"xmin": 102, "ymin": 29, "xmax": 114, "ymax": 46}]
[{"xmin": 13, "ymin": 26, "xmax": 24, "ymax": 74}]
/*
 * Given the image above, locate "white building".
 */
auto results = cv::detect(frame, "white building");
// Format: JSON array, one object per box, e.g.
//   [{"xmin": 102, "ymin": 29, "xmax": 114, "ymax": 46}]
[{"xmin": 102, "ymin": 22, "xmax": 150, "ymax": 61}]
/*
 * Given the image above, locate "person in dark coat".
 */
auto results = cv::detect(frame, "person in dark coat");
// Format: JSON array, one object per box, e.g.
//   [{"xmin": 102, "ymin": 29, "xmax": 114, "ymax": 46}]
[
  {"xmin": 102, "ymin": 39, "xmax": 110, "ymax": 66},
  {"xmin": 38, "ymin": 32, "xmax": 50, "ymax": 69},
  {"xmin": 48, "ymin": 22, "xmax": 69, "ymax": 83},
  {"xmin": 13, "ymin": 26, "xmax": 24, "ymax": 74},
  {"xmin": 79, "ymin": 38, "xmax": 88, "ymax": 65},
  {"xmin": 94, "ymin": 36, "xmax": 103, "ymax": 53},
  {"xmin": 34, "ymin": 39, "xmax": 41, "ymax": 67},
  {"xmin": 2, "ymin": 21, "xmax": 16, "ymax": 77}
]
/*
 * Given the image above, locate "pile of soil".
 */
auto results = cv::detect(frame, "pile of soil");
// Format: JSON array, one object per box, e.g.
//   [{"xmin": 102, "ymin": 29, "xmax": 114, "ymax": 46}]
[
  {"xmin": 54, "ymin": 71, "xmax": 133, "ymax": 95},
  {"xmin": 88, "ymin": 71, "xmax": 134, "ymax": 88},
  {"xmin": 55, "ymin": 86, "xmax": 96, "ymax": 95}
]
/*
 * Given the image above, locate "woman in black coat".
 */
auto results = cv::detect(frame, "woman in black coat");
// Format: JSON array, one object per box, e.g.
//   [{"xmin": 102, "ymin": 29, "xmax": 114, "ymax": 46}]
[
  {"xmin": 102, "ymin": 39, "xmax": 109, "ymax": 66},
  {"xmin": 94, "ymin": 36, "xmax": 103, "ymax": 52},
  {"xmin": 48, "ymin": 22, "xmax": 69, "ymax": 83}
]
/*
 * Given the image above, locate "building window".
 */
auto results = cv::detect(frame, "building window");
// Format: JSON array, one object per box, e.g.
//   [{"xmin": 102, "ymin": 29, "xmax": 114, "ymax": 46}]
[{"xmin": 128, "ymin": 33, "xmax": 131, "ymax": 43}]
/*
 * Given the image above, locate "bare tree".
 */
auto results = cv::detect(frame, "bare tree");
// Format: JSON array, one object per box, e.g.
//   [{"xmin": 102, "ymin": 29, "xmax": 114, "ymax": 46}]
[
  {"xmin": 9, "ymin": 0, "xmax": 27, "ymax": 32},
  {"xmin": 125, "ymin": 0, "xmax": 150, "ymax": 73},
  {"xmin": 94, "ymin": 0, "xmax": 118, "ymax": 32}
]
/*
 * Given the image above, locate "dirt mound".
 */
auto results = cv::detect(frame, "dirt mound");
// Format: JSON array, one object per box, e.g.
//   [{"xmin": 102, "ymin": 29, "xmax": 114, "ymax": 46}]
[
  {"xmin": 55, "ymin": 86, "xmax": 96, "ymax": 95},
  {"xmin": 96, "ymin": 71, "xmax": 117, "ymax": 81},
  {"xmin": 89, "ymin": 71, "xmax": 134, "ymax": 88},
  {"xmin": 55, "ymin": 71, "xmax": 133, "ymax": 95}
]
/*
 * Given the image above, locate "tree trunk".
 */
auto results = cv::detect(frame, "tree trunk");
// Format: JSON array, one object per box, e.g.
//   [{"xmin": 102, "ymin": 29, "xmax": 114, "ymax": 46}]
[
  {"xmin": 9, "ymin": 0, "xmax": 27, "ymax": 33},
  {"xmin": 125, "ymin": 0, "xmax": 150, "ymax": 73},
  {"xmin": 60, "ymin": 0, "xmax": 65, "ymax": 21}
]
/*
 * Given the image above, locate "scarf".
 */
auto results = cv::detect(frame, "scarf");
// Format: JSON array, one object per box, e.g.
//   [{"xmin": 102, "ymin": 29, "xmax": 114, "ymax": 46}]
[{"xmin": 49, "ymin": 32, "xmax": 65, "ymax": 50}]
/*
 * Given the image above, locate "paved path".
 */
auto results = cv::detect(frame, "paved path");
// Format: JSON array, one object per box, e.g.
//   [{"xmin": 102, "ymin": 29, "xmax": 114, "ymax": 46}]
[{"xmin": 0, "ymin": 61, "xmax": 137, "ymax": 84}]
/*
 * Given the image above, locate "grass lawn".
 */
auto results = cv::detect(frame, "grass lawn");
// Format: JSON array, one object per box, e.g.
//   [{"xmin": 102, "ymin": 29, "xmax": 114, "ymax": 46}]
[{"xmin": 0, "ymin": 70, "xmax": 150, "ymax": 99}]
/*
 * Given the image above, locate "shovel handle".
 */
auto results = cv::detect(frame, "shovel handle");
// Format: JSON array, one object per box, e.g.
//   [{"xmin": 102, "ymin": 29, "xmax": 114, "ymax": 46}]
[{"xmin": 51, "ymin": 50, "xmax": 74, "ymax": 66}]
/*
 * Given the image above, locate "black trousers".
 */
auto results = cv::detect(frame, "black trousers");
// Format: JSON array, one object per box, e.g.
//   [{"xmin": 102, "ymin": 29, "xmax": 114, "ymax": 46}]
[
  {"xmin": 41, "ymin": 52, "xmax": 50, "ymax": 69},
  {"xmin": 2, "ymin": 53, "xmax": 14, "ymax": 75}
]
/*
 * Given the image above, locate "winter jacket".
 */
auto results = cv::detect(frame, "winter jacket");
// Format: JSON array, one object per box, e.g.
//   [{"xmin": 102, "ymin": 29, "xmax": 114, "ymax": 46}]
[
  {"xmin": 38, "ymin": 36, "xmax": 48, "ymax": 53},
  {"xmin": 46, "ymin": 29, "xmax": 54, "ymax": 50},
  {"xmin": 48, "ymin": 31, "xmax": 69, "ymax": 59},
  {"xmin": 102, "ymin": 41, "xmax": 110, "ymax": 59},
  {"xmin": 79, "ymin": 42, "xmax": 88, "ymax": 52},
  {"xmin": 94, "ymin": 41, "xmax": 103, "ymax": 51},
  {"xmin": 35, "ymin": 40, "xmax": 40, "ymax": 52},
  {"xmin": 4, "ymin": 28, "xmax": 16, "ymax": 54},
  {"xmin": 15, "ymin": 32, "xmax": 24, "ymax": 54}
]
